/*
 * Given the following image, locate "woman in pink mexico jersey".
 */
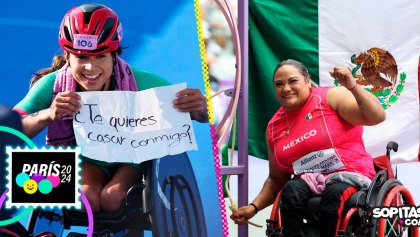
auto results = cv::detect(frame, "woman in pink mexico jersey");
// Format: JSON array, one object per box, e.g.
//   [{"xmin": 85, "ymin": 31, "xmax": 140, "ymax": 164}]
[{"xmin": 232, "ymin": 59, "xmax": 385, "ymax": 237}]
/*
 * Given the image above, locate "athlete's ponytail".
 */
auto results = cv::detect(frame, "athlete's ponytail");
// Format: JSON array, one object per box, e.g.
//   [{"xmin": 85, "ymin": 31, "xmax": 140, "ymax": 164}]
[{"xmin": 29, "ymin": 55, "xmax": 67, "ymax": 88}]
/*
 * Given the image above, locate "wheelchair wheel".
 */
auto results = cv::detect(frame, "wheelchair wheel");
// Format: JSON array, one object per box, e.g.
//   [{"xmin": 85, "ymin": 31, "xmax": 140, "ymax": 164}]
[
  {"xmin": 149, "ymin": 153, "xmax": 207, "ymax": 237},
  {"xmin": 370, "ymin": 179, "xmax": 418, "ymax": 237}
]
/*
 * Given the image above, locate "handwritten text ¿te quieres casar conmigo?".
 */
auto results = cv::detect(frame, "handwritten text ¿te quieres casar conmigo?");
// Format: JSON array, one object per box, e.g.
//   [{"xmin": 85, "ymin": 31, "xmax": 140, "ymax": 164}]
[{"xmin": 74, "ymin": 103, "xmax": 193, "ymax": 148}]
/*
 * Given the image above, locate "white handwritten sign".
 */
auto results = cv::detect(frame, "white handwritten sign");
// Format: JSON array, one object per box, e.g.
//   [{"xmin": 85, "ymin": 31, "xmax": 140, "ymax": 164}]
[{"xmin": 73, "ymin": 83, "xmax": 198, "ymax": 163}]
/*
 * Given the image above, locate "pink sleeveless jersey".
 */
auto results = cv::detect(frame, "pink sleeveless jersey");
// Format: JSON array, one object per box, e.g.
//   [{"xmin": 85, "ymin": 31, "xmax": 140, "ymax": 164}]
[{"xmin": 267, "ymin": 87, "xmax": 375, "ymax": 179}]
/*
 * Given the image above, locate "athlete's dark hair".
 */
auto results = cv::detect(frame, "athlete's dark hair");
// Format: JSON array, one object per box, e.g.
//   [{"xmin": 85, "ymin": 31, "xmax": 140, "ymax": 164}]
[{"xmin": 272, "ymin": 59, "xmax": 310, "ymax": 82}]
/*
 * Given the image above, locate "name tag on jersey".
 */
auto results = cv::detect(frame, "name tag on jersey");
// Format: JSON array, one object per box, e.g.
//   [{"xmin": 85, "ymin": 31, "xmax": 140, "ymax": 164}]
[{"xmin": 292, "ymin": 148, "xmax": 345, "ymax": 175}]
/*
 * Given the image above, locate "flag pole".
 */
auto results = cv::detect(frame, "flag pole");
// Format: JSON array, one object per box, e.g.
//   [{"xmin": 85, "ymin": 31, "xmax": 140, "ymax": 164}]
[{"xmin": 237, "ymin": 0, "xmax": 249, "ymax": 236}]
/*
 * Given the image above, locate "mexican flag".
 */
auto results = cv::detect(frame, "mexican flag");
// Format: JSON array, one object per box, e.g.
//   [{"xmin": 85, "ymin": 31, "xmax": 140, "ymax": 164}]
[{"xmin": 247, "ymin": 0, "xmax": 420, "ymax": 163}]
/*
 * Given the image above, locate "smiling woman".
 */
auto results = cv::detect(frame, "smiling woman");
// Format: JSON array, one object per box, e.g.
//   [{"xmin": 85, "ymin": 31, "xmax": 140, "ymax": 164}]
[
  {"xmin": 14, "ymin": 2, "xmax": 207, "ymax": 211},
  {"xmin": 67, "ymin": 53, "xmax": 115, "ymax": 91},
  {"xmin": 232, "ymin": 59, "xmax": 386, "ymax": 237},
  {"xmin": 272, "ymin": 61, "xmax": 312, "ymax": 112},
  {"xmin": 7, "ymin": 2, "xmax": 219, "ymax": 236}
]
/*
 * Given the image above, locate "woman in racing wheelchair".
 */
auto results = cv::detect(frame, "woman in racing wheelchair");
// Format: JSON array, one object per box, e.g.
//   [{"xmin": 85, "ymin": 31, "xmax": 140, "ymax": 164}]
[
  {"xmin": 13, "ymin": 3, "xmax": 208, "ymax": 214},
  {"xmin": 7, "ymin": 3, "xmax": 208, "ymax": 237},
  {"xmin": 231, "ymin": 59, "xmax": 386, "ymax": 237}
]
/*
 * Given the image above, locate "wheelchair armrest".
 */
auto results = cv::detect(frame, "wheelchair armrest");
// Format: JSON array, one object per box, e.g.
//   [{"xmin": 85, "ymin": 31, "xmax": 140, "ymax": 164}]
[
  {"xmin": 125, "ymin": 183, "xmax": 145, "ymax": 208},
  {"xmin": 344, "ymin": 190, "xmax": 367, "ymax": 210},
  {"xmin": 365, "ymin": 169, "xmax": 388, "ymax": 209}
]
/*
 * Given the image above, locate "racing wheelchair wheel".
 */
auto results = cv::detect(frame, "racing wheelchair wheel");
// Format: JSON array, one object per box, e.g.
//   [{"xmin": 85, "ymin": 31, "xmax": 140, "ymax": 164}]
[
  {"xmin": 370, "ymin": 179, "xmax": 418, "ymax": 237},
  {"xmin": 146, "ymin": 153, "xmax": 207, "ymax": 237}
]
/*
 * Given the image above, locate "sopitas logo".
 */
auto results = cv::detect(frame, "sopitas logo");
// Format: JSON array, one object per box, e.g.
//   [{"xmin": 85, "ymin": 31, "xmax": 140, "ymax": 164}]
[{"xmin": 373, "ymin": 206, "xmax": 420, "ymax": 227}]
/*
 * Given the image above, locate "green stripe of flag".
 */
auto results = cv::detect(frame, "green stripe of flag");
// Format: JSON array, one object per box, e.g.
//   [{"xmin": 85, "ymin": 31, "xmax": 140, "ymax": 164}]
[{"xmin": 246, "ymin": 0, "xmax": 319, "ymax": 159}]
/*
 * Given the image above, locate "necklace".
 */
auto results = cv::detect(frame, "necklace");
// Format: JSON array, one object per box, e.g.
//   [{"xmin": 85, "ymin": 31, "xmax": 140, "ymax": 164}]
[{"xmin": 285, "ymin": 112, "xmax": 297, "ymax": 137}]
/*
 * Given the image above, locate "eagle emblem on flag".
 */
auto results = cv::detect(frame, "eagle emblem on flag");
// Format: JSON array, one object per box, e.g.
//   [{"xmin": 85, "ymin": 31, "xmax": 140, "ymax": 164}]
[
  {"xmin": 343, "ymin": 48, "xmax": 407, "ymax": 110},
  {"xmin": 351, "ymin": 48, "xmax": 397, "ymax": 91}
]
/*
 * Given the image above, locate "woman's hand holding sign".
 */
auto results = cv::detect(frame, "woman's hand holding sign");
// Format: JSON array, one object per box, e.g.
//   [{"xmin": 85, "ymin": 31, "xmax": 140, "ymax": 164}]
[
  {"xmin": 49, "ymin": 91, "xmax": 81, "ymax": 121},
  {"xmin": 173, "ymin": 88, "xmax": 208, "ymax": 123}
]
